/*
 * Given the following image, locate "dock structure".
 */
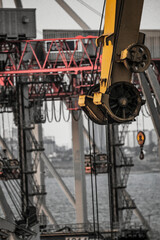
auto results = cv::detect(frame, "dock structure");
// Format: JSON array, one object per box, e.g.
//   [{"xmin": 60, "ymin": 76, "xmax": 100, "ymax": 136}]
[{"xmin": 0, "ymin": 1, "xmax": 159, "ymax": 240}]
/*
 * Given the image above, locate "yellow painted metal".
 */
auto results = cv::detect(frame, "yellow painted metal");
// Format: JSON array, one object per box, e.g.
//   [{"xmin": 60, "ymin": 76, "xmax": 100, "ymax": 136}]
[
  {"xmin": 99, "ymin": 0, "xmax": 145, "ymax": 91},
  {"xmin": 100, "ymin": 0, "xmax": 117, "ymax": 93},
  {"xmin": 78, "ymin": 0, "xmax": 148, "ymax": 123},
  {"xmin": 93, "ymin": 92, "xmax": 103, "ymax": 105},
  {"xmin": 120, "ymin": 48, "xmax": 128, "ymax": 61},
  {"xmin": 78, "ymin": 95, "xmax": 86, "ymax": 107}
]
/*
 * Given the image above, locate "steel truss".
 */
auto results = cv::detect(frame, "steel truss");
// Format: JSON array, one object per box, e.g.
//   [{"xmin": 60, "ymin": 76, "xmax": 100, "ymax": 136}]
[
  {"xmin": 0, "ymin": 36, "xmax": 100, "ymax": 76},
  {"xmin": 0, "ymin": 35, "xmax": 158, "ymax": 239},
  {"xmin": 0, "ymin": 36, "xmax": 102, "ymax": 110}
]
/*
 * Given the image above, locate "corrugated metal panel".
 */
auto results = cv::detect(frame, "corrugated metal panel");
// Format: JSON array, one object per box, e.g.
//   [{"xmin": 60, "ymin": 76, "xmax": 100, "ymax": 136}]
[
  {"xmin": 0, "ymin": 8, "xmax": 36, "ymax": 39},
  {"xmin": 43, "ymin": 30, "xmax": 99, "ymax": 62},
  {"xmin": 43, "ymin": 30, "xmax": 99, "ymax": 39},
  {"xmin": 44, "ymin": 29, "xmax": 160, "ymax": 60}
]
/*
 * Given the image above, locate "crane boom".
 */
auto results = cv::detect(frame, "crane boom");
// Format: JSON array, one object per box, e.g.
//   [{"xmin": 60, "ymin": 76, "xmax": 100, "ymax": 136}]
[{"xmin": 79, "ymin": 0, "xmax": 151, "ymax": 124}]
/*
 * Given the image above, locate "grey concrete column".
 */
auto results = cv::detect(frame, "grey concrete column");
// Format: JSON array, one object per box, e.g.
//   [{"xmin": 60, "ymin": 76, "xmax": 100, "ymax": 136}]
[{"xmin": 72, "ymin": 112, "xmax": 88, "ymax": 224}]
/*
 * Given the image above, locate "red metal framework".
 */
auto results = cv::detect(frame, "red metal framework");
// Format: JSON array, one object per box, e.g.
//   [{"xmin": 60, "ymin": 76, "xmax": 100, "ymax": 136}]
[
  {"xmin": 0, "ymin": 36, "xmax": 102, "ymax": 110},
  {"xmin": 0, "ymin": 36, "xmax": 101, "ymax": 77},
  {"xmin": 1, "ymin": 36, "xmax": 158, "ymax": 111}
]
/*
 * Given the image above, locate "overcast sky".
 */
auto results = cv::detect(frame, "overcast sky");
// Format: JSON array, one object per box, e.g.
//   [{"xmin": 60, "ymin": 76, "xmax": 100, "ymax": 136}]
[
  {"xmin": 2, "ymin": 0, "xmax": 159, "ymax": 147},
  {"xmin": 3, "ymin": 0, "xmax": 160, "ymax": 37}
]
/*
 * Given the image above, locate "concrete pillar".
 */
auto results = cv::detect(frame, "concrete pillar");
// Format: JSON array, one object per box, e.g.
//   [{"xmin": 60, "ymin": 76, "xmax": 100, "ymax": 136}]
[
  {"xmin": 72, "ymin": 112, "xmax": 88, "ymax": 224},
  {"xmin": 107, "ymin": 124, "xmax": 123, "ymax": 230}
]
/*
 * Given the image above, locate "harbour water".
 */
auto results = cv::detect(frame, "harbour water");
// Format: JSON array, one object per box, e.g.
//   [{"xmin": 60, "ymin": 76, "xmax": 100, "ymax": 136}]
[{"xmin": 45, "ymin": 171, "xmax": 160, "ymax": 238}]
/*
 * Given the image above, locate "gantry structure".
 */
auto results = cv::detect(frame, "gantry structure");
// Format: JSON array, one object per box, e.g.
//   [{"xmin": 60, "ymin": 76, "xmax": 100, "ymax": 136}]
[{"xmin": 0, "ymin": 1, "xmax": 160, "ymax": 240}]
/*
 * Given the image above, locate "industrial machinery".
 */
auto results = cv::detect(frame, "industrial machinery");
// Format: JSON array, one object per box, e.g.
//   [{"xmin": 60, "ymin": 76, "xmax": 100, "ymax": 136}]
[
  {"xmin": 79, "ymin": 0, "xmax": 151, "ymax": 124},
  {"xmin": 0, "ymin": 0, "xmax": 159, "ymax": 240}
]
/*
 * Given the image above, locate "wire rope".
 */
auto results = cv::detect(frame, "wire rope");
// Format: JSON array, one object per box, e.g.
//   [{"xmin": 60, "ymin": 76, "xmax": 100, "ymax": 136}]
[
  {"xmin": 92, "ymin": 122, "xmax": 100, "ymax": 238},
  {"xmin": 53, "ymin": 100, "xmax": 62, "ymax": 122},
  {"xmin": 11, "ymin": 115, "xmax": 15, "ymax": 154},
  {"xmin": 144, "ymin": 103, "xmax": 151, "ymax": 117},
  {"xmin": 98, "ymin": 0, "xmax": 106, "ymax": 36},
  {"xmin": 62, "ymin": 101, "xmax": 70, "ymax": 122},
  {"xmin": 106, "ymin": 122, "xmax": 114, "ymax": 238},
  {"xmin": 107, "ymin": 0, "xmax": 125, "ymax": 88},
  {"xmin": 5, "ymin": 179, "xmax": 21, "ymax": 209},
  {"xmin": 2, "ymin": 113, "xmax": 5, "ymax": 139},
  {"xmin": 3, "ymin": 161, "xmax": 25, "ymax": 207},
  {"xmin": 141, "ymin": 105, "xmax": 150, "ymax": 118},
  {"xmin": 136, "ymin": 116, "xmax": 139, "ymax": 133},
  {"xmin": 3, "ymin": 181, "xmax": 22, "ymax": 219},
  {"xmin": 88, "ymin": 118, "xmax": 96, "ymax": 235},
  {"xmin": 90, "ymin": 0, "xmax": 106, "ymax": 86},
  {"xmin": 142, "ymin": 113, "xmax": 145, "ymax": 132},
  {"xmin": 7, "ymin": 113, "xmax": 11, "ymax": 140},
  {"xmin": 45, "ymin": 100, "xmax": 54, "ymax": 123}
]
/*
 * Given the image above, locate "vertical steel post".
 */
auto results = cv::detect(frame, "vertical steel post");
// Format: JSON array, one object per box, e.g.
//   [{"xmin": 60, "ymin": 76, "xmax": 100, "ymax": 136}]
[
  {"xmin": 107, "ymin": 123, "xmax": 122, "ymax": 233},
  {"xmin": 17, "ymin": 81, "xmax": 29, "ymax": 217},
  {"xmin": 17, "ymin": 81, "xmax": 34, "ymax": 220},
  {"xmin": 138, "ymin": 72, "xmax": 160, "ymax": 159}
]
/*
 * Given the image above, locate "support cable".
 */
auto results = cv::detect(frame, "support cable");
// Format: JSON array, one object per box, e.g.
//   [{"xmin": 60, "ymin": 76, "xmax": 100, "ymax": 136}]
[
  {"xmin": 2, "ymin": 181, "xmax": 22, "ymax": 219},
  {"xmin": 136, "ymin": 116, "xmax": 139, "ymax": 133},
  {"xmin": 91, "ymin": 0, "xmax": 106, "ymax": 85},
  {"xmin": 98, "ymin": 0, "xmax": 106, "ymax": 36},
  {"xmin": 3, "ymin": 161, "xmax": 24, "ymax": 209},
  {"xmin": 141, "ymin": 105, "xmax": 150, "ymax": 118},
  {"xmin": 4, "ymin": 180, "xmax": 21, "ymax": 210},
  {"xmin": 107, "ymin": 0, "xmax": 125, "ymax": 88},
  {"xmin": 2, "ymin": 113, "xmax": 5, "ymax": 139},
  {"xmin": 144, "ymin": 103, "xmax": 151, "ymax": 116},
  {"xmin": 53, "ymin": 101, "xmax": 62, "ymax": 122},
  {"xmin": 92, "ymin": 122, "xmax": 100, "ymax": 238},
  {"xmin": 88, "ymin": 118, "xmax": 96, "ymax": 235},
  {"xmin": 62, "ymin": 101, "xmax": 70, "ymax": 122},
  {"xmin": 106, "ymin": 123, "xmax": 114, "ymax": 239},
  {"xmin": 45, "ymin": 100, "xmax": 54, "ymax": 123}
]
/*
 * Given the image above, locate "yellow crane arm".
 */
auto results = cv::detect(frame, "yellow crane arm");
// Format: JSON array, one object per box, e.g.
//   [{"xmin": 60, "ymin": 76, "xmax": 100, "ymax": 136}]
[{"xmin": 79, "ymin": 0, "xmax": 151, "ymax": 124}]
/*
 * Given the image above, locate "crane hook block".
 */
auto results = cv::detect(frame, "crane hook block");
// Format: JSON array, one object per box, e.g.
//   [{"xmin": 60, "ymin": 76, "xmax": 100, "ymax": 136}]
[{"xmin": 137, "ymin": 131, "xmax": 146, "ymax": 147}]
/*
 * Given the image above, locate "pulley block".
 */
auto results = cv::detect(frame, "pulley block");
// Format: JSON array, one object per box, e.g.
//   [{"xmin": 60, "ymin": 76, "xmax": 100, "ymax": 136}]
[
  {"xmin": 101, "ymin": 82, "xmax": 143, "ymax": 123},
  {"xmin": 121, "ymin": 43, "xmax": 151, "ymax": 73},
  {"xmin": 79, "ymin": 82, "xmax": 143, "ymax": 124}
]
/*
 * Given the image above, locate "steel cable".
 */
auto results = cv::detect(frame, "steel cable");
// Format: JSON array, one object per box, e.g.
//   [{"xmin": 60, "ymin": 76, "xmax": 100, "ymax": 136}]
[
  {"xmin": 88, "ymin": 118, "xmax": 96, "ymax": 235},
  {"xmin": 53, "ymin": 100, "xmax": 62, "ymax": 122},
  {"xmin": 107, "ymin": 0, "xmax": 125, "ymax": 88},
  {"xmin": 3, "ymin": 181, "xmax": 22, "ymax": 219},
  {"xmin": 45, "ymin": 100, "xmax": 54, "ymax": 123},
  {"xmin": 90, "ymin": 0, "xmax": 106, "ymax": 85},
  {"xmin": 62, "ymin": 101, "xmax": 70, "ymax": 122},
  {"xmin": 92, "ymin": 122, "xmax": 100, "ymax": 239}
]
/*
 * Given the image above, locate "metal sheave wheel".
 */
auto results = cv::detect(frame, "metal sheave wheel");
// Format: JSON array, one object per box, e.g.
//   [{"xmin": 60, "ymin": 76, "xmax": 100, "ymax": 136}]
[
  {"xmin": 124, "ymin": 44, "xmax": 151, "ymax": 73},
  {"xmin": 108, "ymin": 82, "xmax": 142, "ymax": 122}
]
